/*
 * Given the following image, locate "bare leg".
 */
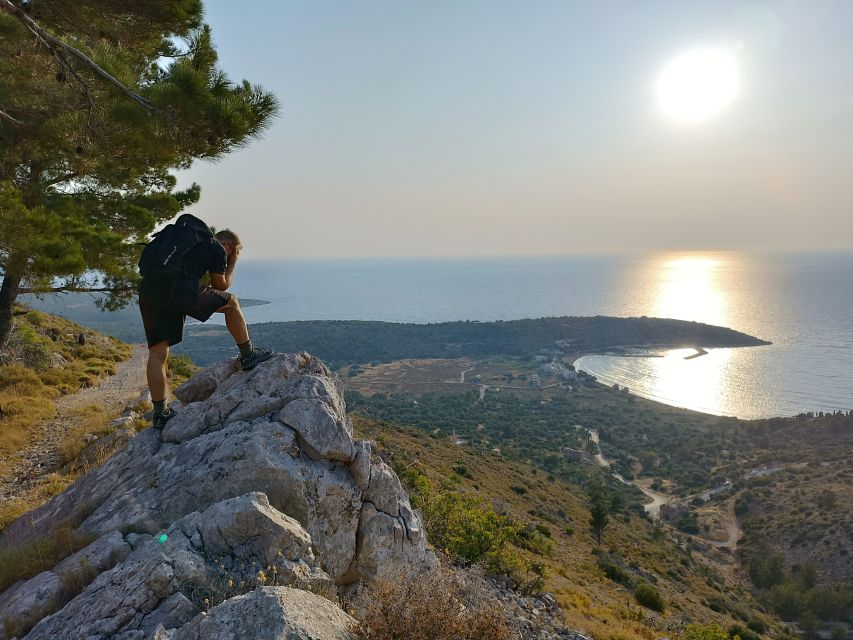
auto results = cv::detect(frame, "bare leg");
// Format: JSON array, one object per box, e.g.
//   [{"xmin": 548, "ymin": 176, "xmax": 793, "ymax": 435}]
[
  {"xmin": 215, "ymin": 295, "xmax": 250, "ymax": 345},
  {"xmin": 147, "ymin": 341, "xmax": 170, "ymax": 402}
]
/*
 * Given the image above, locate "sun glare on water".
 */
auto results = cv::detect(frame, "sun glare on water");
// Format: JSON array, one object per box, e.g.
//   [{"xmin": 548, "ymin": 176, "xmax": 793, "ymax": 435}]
[{"xmin": 656, "ymin": 48, "xmax": 740, "ymax": 124}]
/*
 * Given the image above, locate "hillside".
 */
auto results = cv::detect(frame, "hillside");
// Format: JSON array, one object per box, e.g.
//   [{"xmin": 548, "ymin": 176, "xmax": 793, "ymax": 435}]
[
  {"xmin": 1, "ymin": 311, "xmax": 848, "ymax": 639},
  {"xmin": 354, "ymin": 415, "xmax": 777, "ymax": 640},
  {"xmin": 0, "ymin": 307, "xmax": 133, "ymax": 488},
  {"xmin": 343, "ymin": 358, "xmax": 853, "ymax": 634},
  {"xmin": 0, "ymin": 307, "xmax": 194, "ymax": 533}
]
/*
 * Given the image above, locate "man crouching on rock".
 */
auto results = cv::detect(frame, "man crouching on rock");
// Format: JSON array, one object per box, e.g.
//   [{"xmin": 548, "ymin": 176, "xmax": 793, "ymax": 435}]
[{"xmin": 138, "ymin": 218, "xmax": 273, "ymax": 428}]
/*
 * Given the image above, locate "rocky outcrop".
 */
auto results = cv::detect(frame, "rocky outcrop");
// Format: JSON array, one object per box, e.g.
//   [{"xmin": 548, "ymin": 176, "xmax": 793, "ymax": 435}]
[
  {"xmin": 0, "ymin": 354, "xmax": 435, "ymax": 640},
  {"xmin": 157, "ymin": 587, "xmax": 355, "ymax": 640}
]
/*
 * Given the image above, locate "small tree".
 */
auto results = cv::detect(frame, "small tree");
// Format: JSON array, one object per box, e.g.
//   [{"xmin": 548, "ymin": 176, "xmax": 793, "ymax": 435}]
[
  {"xmin": 0, "ymin": 0, "xmax": 279, "ymax": 348},
  {"xmin": 634, "ymin": 581, "xmax": 664, "ymax": 612},
  {"xmin": 588, "ymin": 478, "xmax": 610, "ymax": 545}
]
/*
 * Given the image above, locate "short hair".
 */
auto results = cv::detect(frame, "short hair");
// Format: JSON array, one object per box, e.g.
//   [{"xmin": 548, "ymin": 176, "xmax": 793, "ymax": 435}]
[{"xmin": 215, "ymin": 229, "xmax": 242, "ymax": 250}]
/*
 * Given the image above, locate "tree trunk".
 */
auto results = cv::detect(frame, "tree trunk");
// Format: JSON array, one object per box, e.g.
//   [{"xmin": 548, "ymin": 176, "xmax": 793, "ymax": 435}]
[{"xmin": 0, "ymin": 265, "xmax": 23, "ymax": 350}]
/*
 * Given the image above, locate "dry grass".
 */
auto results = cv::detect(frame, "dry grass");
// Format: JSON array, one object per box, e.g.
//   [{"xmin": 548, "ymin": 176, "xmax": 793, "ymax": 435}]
[
  {"xmin": 0, "ymin": 309, "xmax": 132, "ymax": 458},
  {"xmin": 57, "ymin": 403, "xmax": 120, "ymax": 468},
  {"xmin": 0, "ymin": 521, "xmax": 96, "ymax": 595},
  {"xmin": 0, "ymin": 367, "xmax": 58, "ymax": 464},
  {"xmin": 0, "ymin": 473, "xmax": 75, "ymax": 532},
  {"xmin": 348, "ymin": 567, "xmax": 515, "ymax": 640}
]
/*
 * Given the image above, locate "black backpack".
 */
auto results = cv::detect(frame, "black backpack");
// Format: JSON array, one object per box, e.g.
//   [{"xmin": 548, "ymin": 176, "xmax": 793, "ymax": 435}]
[{"xmin": 138, "ymin": 213, "xmax": 214, "ymax": 280}]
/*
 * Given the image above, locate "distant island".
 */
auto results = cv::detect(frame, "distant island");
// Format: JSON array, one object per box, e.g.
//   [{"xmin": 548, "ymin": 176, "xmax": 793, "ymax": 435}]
[
  {"xmin": 176, "ymin": 315, "xmax": 771, "ymax": 367},
  {"xmin": 238, "ymin": 298, "xmax": 271, "ymax": 307}
]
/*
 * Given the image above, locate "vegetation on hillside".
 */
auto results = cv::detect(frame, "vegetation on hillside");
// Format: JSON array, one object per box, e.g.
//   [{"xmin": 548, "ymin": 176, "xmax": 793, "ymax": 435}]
[
  {"xmin": 176, "ymin": 316, "xmax": 769, "ymax": 367},
  {"xmin": 346, "ymin": 385, "xmax": 731, "ymax": 493},
  {"xmin": 0, "ymin": 308, "xmax": 131, "ymax": 460},
  {"xmin": 355, "ymin": 416, "xmax": 775, "ymax": 640},
  {"xmin": 346, "ymin": 374, "xmax": 853, "ymax": 632}
]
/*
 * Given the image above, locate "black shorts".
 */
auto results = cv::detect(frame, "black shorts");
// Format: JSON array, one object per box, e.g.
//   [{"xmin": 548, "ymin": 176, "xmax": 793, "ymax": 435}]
[{"xmin": 139, "ymin": 283, "xmax": 232, "ymax": 347}]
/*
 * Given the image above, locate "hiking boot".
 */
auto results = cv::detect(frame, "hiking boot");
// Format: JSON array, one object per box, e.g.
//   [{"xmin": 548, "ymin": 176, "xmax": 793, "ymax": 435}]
[
  {"xmin": 152, "ymin": 406, "xmax": 176, "ymax": 429},
  {"xmin": 240, "ymin": 346, "xmax": 274, "ymax": 371}
]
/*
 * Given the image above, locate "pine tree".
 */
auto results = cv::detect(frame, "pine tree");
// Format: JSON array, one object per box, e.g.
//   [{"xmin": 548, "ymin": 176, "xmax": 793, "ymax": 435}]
[
  {"xmin": 0, "ymin": 0, "xmax": 279, "ymax": 347},
  {"xmin": 588, "ymin": 477, "xmax": 611, "ymax": 545}
]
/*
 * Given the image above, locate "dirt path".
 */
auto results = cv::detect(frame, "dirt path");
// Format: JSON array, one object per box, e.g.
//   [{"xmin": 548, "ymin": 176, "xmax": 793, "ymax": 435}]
[
  {"xmin": 705, "ymin": 498, "xmax": 742, "ymax": 549},
  {"xmin": 634, "ymin": 478, "xmax": 670, "ymax": 519},
  {"xmin": 0, "ymin": 345, "xmax": 149, "ymax": 502}
]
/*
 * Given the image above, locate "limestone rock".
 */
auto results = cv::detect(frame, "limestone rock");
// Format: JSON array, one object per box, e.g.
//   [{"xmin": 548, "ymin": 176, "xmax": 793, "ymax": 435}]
[
  {"xmin": 0, "ymin": 571, "xmax": 60, "ymax": 640},
  {"xmin": 19, "ymin": 494, "xmax": 338, "ymax": 640},
  {"xmin": 350, "ymin": 440, "xmax": 372, "ymax": 490},
  {"xmin": 350, "ymin": 500, "xmax": 436, "ymax": 584},
  {"xmin": 279, "ymin": 398, "xmax": 354, "ymax": 462},
  {"xmin": 169, "ymin": 587, "xmax": 355, "ymax": 640},
  {"xmin": 0, "ymin": 530, "xmax": 130, "ymax": 639},
  {"xmin": 23, "ymin": 551, "xmax": 183, "ymax": 639},
  {"xmin": 174, "ymin": 358, "xmax": 240, "ymax": 404},
  {"xmin": 53, "ymin": 529, "xmax": 131, "ymax": 578},
  {"xmin": 0, "ymin": 353, "xmax": 434, "ymax": 638},
  {"xmin": 365, "ymin": 461, "xmax": 404, "ymax": 515}
]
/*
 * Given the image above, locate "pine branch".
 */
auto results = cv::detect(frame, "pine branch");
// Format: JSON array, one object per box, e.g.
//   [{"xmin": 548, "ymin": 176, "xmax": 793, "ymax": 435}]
[
  {"xmin": 42, "ymin": 172, "xmax": 79, "ymax": 188},
  {"xmin": 0, "ymin": 107, "xmax": 23, "ymax": 125},
  {"xmin": 0, "ymin": 0, "xmax": 153, "ymax": 110}
]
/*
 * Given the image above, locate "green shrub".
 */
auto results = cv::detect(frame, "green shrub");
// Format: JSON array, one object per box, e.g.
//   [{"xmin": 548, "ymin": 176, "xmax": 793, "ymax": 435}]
[
  {"xmin": 683, "ymin": 624, "xmax": 730, "ymax": 640},
  {"xmin": 168, "ymin": 354, "xmax": 199, "ymax": 386},
  {"xmin": 452, "ymin": 464, "xmax": 473, "ymax": 479},
  {"xmin": 7, "ymin": 322, "xmax": 52, "ymax": 370},
  {"xmin": 707, "ymin": 594, "xmax": 728, "ymax": 613},
  {"xmin": 729, "ymin": 624, "xmax": 761, "ymax": 640},
  {"xmin": 26, "ymin": 310, "xmax": 45, "ymax": 326},
  {"xmin": 746, "ymin": 619, "xmax": 768, "ymax": 634},
  {"xmin": 593, "ymin": 549, "xmax": 633, "ymax": 586},
  {"xmin": 634, "ymin": 581, "xmax": 664, "ymax": 612}
]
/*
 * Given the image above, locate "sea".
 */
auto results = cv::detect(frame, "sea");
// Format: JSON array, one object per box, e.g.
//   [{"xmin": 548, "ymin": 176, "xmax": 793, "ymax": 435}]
[{"xmin": 27, "ymin": 252, "xmax": 853, "ymax": 420}]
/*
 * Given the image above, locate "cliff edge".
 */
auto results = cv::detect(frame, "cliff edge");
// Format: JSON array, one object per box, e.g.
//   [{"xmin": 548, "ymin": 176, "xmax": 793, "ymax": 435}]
[{"xmin": 0, "ymin": 353, "xmax": 436, "ymax": 640}]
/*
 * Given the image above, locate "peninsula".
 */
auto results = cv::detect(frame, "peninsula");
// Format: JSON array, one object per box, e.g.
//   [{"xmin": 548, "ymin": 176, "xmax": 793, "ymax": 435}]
[{"xmin": 176, "ymin": 315, "xmax": 771, "ymax": 367}]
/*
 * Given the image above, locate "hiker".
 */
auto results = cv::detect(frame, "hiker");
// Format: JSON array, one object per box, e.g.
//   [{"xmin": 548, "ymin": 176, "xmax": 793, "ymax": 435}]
[{"xmin": 138, "ymin": 214, "xmax": 273, "ymax": 428}]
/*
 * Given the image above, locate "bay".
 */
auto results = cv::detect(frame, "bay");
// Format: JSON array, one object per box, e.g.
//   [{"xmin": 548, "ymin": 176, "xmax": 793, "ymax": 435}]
[{"xmin": 224, "ymin": 252, "xmax": 852, "ymax": 419}]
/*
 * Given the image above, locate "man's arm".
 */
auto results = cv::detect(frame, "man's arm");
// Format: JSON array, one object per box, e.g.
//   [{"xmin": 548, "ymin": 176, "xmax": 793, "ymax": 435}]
[{"xmin": 210, "ymin": 253, "xmax": 237, "ymax": 291}]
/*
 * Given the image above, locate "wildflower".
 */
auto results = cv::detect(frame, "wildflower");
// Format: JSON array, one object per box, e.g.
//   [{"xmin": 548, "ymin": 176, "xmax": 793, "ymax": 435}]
[{"xmin": 257, "ymin": 570, "xmax": 267, "ymax": 583}]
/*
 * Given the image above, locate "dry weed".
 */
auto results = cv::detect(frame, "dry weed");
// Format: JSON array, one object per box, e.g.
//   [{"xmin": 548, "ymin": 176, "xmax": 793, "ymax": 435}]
[
  {"xmin": 0, "ymin": 523, "xmax": 96, "ymax": 594},
  {"xmin": 349, "ymin": 566, "xmax": 516, "ymax": 640}
]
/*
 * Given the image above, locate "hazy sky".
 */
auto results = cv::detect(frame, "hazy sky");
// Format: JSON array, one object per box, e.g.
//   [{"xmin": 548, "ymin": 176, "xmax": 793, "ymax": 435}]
[{"xmin": 180, "ymin": 1, "xmax": 853, "ymax": 258}]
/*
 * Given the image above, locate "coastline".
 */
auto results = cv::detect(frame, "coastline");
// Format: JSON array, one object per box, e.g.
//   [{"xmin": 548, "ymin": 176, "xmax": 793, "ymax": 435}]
[{"xmin": 571, "ymin": 345, "xmax": 810, "ymax": 420}]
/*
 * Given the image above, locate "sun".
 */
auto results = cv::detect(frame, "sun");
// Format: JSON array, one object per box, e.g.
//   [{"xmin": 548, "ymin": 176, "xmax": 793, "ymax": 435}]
[{"xmin": 655, "ymin": 47, "xmax": 740, "ymax": 125}]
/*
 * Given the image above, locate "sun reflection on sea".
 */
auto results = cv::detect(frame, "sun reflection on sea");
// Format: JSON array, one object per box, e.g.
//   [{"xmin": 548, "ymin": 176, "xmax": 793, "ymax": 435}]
[
  {"xmin": 644, "ymin": 254, "xmax": 731, "ymax": 415},
  {"xmin": 651, "ymin": 254, "xmax": 727, "ymax": 325}
]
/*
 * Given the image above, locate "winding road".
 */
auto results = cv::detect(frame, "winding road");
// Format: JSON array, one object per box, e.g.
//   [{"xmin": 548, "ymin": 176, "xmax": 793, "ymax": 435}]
[{"xmin": 583, "ymin": 427, "xmax": 671, "ymax": 519}]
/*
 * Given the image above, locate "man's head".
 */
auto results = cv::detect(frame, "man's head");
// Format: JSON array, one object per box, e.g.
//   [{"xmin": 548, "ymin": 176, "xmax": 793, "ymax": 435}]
[{"xmin": 215, "ymin": 229, "xmax": 242, "ymax": 259}]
